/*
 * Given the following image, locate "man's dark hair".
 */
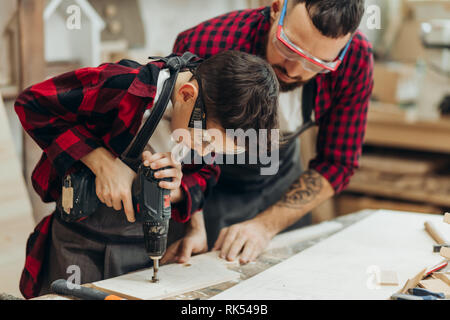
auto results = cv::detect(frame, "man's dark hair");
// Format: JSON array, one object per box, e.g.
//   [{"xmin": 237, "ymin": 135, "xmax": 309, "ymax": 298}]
[
  {"xmin": 292, "ymin": 0, "xmax": 365, "ymax": 38},
  {"xmin": 195, "ymin": 50, "xmax": 279, "ymax": 145}
]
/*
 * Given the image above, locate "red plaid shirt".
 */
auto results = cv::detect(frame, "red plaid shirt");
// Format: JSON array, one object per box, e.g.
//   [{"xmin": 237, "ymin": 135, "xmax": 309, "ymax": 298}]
[
  {"xmin": 15, "ymin": 58, "xmax": 220, "ymax": 298},
  {"xmin": 174, "ymin": 7, "xmax": 374, "ymax": 193}
]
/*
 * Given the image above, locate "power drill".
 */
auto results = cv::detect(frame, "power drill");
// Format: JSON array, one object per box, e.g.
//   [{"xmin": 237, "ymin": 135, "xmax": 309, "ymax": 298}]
[{"xmin": 132, "ymin": 164, "xmax": 172, "ymax": 283}]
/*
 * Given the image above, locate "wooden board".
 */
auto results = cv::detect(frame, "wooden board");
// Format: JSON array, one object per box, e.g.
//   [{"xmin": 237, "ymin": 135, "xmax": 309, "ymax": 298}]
[
  {"xmin": 445, "ymin": 213, "xmax": 450, "ymax": 225},
  {"xmin": 0, "ymin": 93, "xmax": 34, "ymax": 297},
  {"xmin": 441, "ymin": 247, "xmax": 450, "ymax": 260},
  {"xmin": 212, "ymin": 210, "xmax": 445, "ymax": 300},
  {"xmin": 92, "ymin": 252, "xmax": 240, "ymax": 300}
]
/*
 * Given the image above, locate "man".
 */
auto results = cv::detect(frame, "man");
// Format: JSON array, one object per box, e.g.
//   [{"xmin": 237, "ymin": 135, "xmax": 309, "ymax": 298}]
[
  {"xmin": 15, "ymin": 50, "xmax": 280, "ymax": 298},
  {"xmin": 169, "ymin": 0, "xmax": 374, "ymax": 264}
]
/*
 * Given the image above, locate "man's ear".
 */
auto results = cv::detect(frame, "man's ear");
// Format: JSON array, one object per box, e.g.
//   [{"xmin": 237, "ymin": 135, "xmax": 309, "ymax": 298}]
[{"xmin": 270, "ymin": 0, "xmax": 282, "ymax": 23}]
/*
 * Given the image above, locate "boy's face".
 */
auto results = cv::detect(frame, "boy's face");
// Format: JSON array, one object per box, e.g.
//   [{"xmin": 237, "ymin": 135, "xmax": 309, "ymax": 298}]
[{"xmin": 171, "ymin": 77, "xmax": 245, "ymax": 157}]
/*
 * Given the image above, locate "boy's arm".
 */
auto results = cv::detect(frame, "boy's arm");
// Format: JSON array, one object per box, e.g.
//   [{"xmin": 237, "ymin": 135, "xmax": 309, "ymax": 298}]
[
  {"xmin": 14, "ymin": 68, "xmax": 106, "ymax": 177},
  {"xmin": 171, "ymin": 164, "xmax": 221, "ymax": 223}
]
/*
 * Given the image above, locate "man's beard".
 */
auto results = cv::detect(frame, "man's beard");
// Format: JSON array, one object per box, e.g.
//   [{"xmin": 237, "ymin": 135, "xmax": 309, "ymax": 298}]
[{"xmin": 272, "ymin": 65, "xmax": 312, "ymax": 92}]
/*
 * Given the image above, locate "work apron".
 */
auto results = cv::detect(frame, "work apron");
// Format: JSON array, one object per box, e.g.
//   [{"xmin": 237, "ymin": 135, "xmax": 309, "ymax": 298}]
[
  {"xmin": 38, "ymin": 205, "xmax": 186, "ymax": 296},
  {"xmin": 203, "ymin": 80, "xmax": 317, "ymax": 249}
]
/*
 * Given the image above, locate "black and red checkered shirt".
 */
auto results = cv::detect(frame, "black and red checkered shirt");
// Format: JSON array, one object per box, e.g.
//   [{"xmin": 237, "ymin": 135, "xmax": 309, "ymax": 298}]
[
  {"xmin": 174, "ymin": 7, "xmax": 374, "ymax": 193},
  {"xmin": 15, "ymin": 58, "xmax": 220, "ymax": 298}
]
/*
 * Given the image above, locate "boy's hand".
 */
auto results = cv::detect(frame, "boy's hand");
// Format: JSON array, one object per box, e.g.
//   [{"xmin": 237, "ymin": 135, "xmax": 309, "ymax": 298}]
[
  {"xmin": 160, "ymin": 212, "xmax": 208, "ymax": 265},
  {"xmin": 82, "ymin": 148, "xmax": 137, "ymax": 222},
  {"xmin": 142, "ymin": 151, "xmax": 184, "ymax": 203}
]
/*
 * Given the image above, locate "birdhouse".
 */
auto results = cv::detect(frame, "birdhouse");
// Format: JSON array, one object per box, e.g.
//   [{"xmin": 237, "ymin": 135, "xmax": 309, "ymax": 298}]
[{"xmin": 44, "ymin": 0, "xmax": 105, "ymax": 68}]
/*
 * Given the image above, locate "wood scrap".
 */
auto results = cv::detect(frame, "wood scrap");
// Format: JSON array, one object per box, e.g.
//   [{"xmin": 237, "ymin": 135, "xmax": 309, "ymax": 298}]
[
  {"xmin": 92, "ymin": 252, "xmax": 240, "ymax": 300},
  {"xmin": 433, "ymin": 273, "xmax": 450, "ymax": 286},
  {"xmin": 376, "ymin": 270, "xmax": 399, "ymax": 286},
  {"xmin": 445, "ymin": 213, "xmax": 450, "ymax": 225},
  {"xmin": 399, "ymin": 268, "xmax": 427, "ymax": 295},
  {"xmin": 419, "ymin": 279, "xmax": 450, "ymax": 298},
  {"xmin": 440, "ymin": 247, "xmax": 450, "ymax": 260}
]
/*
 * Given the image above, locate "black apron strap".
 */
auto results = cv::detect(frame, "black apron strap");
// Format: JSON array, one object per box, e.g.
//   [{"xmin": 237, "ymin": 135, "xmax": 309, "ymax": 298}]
[{"xmin": 121, "ymin": 52, "xmax": 202, "ymax": 171}]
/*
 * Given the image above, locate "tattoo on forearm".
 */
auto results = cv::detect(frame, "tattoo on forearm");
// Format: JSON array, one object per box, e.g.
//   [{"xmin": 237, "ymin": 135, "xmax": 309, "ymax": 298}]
[{"xmin": 277, "ymin": 170, "xmax": 323, "ymax": 209}]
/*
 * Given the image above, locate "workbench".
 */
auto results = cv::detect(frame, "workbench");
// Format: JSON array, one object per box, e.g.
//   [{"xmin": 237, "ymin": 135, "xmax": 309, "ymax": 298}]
[{"xmin": 34, "ymin": 209, "xmax": 448, "ymax": 300}]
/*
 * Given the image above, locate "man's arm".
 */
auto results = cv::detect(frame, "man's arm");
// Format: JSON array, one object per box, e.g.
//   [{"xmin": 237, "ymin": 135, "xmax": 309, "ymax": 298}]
[{"xmin": 213, "ymin": 170, "xmax": 334, "ymax": 263}]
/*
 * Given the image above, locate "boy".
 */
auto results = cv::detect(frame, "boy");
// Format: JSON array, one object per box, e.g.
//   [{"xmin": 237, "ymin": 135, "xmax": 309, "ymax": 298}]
[{"xmin": 15, "ymin": 50, "xmax": 279, "ymax": 298}]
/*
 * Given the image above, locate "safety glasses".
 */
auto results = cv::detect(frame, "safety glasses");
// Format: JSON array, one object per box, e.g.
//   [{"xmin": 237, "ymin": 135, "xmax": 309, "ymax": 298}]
[
  {"xmin": 274, "ymin": 0, "xmax": 352, "ymax": 74},
  {"xmin": 184, "ymin": 73, "xmax": 245, "ymax": 155}
]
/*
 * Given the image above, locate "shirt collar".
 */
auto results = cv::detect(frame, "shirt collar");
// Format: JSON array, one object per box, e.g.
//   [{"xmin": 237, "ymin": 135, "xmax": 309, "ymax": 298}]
[{"xmin": 127, "ymin": 61, "xmax": 165, "ymax": 98}]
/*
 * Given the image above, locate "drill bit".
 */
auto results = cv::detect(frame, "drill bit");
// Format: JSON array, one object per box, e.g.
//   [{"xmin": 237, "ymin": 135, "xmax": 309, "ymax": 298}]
[{"xmin": 151, "ymin": 258, "xmax": 160, "ymax": 283}]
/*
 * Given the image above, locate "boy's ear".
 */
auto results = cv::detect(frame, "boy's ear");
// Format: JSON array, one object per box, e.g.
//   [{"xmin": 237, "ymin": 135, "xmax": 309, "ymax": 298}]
[
  {"xmin": 270, "ymin": 0, "xmax": 282, "ymax": 23},
  {"xmin": 177, "ymin": 83, "xmax": 198, "ymax": 103}
]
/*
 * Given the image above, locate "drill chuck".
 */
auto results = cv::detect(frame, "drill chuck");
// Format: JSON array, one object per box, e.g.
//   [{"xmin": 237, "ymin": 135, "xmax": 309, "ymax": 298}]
[{"xmin": 143, "ymin": 220, "xmax": 170, "ymax": 258}]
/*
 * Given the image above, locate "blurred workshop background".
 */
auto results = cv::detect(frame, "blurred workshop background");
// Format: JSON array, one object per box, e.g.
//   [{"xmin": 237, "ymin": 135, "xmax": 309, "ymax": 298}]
[{"xmin": 0, "ymin": 0, "xmax": 449, "ymax": 297}]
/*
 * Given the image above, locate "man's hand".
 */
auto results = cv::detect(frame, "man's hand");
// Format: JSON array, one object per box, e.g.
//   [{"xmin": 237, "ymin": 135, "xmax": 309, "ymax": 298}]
[
  {"xmin": 161, "ymin": 212, "xmax": 208, "ymax": 265},
  {"xmin": 212, "ymin": 218, "xmax": 276, "ymax": 265},
  {"xmin": 212, "ymin": 170, "xmax": 335, "ymax": 264}
]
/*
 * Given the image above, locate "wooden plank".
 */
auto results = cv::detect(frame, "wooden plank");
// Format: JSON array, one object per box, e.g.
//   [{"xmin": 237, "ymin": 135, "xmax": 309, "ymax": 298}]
[
  {"xmin": 425, "ymin": 220, "xmax": 450, "ymax": 244},
  {"xmin": 212, "ymin": 211, "xmax": 444, "ymax": 300},
  {"xmin": 92, "ymin": 252, "xmax": 240, "ymax": 300},
  {"xmin": 445, "ymin": 213, "xmax": 450, "ymax": 225}
]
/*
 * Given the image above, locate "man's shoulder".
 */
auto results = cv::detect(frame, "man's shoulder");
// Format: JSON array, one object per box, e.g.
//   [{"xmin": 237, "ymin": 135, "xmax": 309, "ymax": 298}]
[
  {"xmin": 331, "ymin": 30, "xmax": 374, "ymax": 81},
  {"xmin": 174, "ymin": 7, "xmax": 270, "ymax": 56},
  {"xmin": 350, "ymin": 30, "xmax": 374, "ymax": 57},
  {"xmin": 178, "ymin": 7, "xmax": 268, "ymax": 36}
]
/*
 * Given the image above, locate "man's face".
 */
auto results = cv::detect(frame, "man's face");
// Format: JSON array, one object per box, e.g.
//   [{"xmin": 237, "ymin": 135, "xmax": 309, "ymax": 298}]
[{"xmin": 266, "ymin": 1, "xmax": 351, "ymax": 92}]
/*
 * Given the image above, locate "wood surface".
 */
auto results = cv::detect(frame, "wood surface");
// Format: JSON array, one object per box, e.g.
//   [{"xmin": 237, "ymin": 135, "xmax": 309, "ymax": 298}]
[
  {"xmin": 212, "ymin": 210, "xmax": 445, "ymax": 300},
  {"xmin": 92, "ymin": 252, "xmax": 240, "ymax": 300},
  {"xmin": 445, "ymin": 213, "xmax": 450, "ymax": 225}
]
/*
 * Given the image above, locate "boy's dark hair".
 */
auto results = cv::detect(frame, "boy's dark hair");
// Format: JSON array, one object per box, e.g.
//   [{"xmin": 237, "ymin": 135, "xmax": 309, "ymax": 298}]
[
  {"xmin": 195, "ymin": 50, "xmax": 279, "ymax": 145},
  {"xmin": 292, "ymin": 0, "xmax": 365, "ymax": 38}
]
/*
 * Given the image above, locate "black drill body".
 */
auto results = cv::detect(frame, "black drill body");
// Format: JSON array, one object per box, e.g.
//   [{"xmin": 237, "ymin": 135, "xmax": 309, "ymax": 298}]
[{"xmin": 132, "ymin": 165, "xmax": 171, "ymax": 265}]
